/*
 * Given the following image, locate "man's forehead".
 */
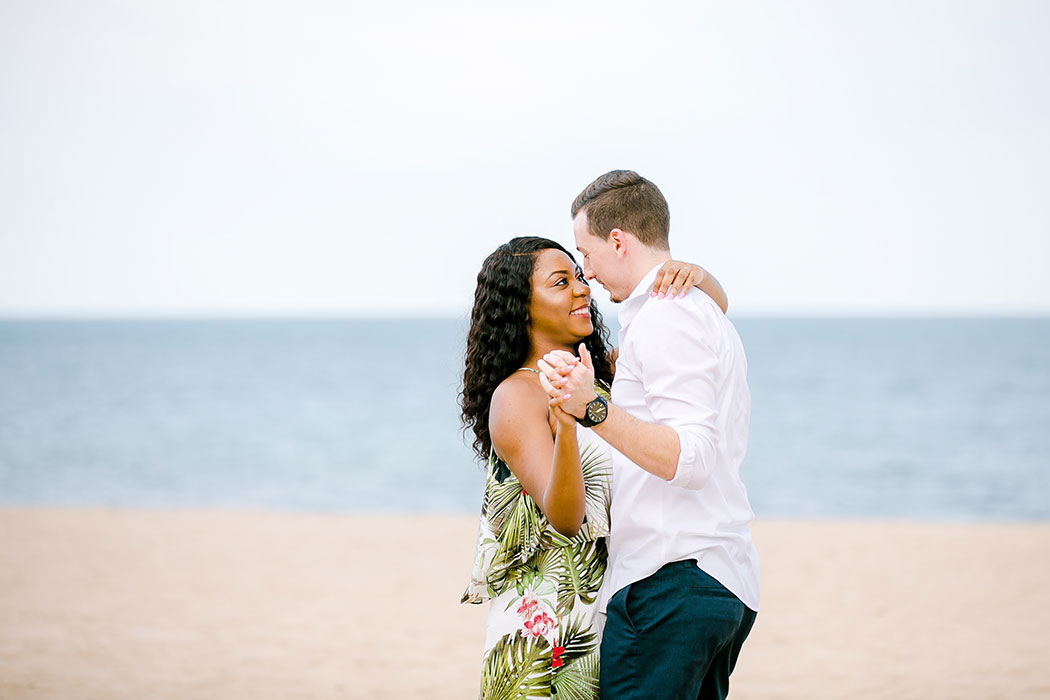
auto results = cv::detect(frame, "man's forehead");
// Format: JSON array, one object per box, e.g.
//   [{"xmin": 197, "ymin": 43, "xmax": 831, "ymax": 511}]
[
  {"xmin": 572, "ymin": 219, "xmax": 587, "ymax": 247},
  {"xmin": 573, "ymin": 229, "xmax": 593, "ymax": 253}
]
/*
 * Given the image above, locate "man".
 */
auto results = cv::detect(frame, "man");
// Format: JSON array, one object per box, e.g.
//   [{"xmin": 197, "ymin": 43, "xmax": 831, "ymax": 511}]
[{"xmin": 538, "ymin": 170, "xmax": 760, "ymax": 700}]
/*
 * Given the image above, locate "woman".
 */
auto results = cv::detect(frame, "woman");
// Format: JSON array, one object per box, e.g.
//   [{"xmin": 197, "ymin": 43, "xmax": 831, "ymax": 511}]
[{"xmin": 460, "ymin": 236, "xmax": 727, "ymax": 699}]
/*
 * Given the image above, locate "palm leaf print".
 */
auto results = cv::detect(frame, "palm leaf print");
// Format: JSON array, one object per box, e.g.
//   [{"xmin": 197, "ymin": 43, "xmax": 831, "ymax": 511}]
[
  {"xmin": 578, "ymin": 440, "xmax": 611, "ymax": 532},
  {"xmin": 551, "ymin": 652, "xmax": 599, "ymax": 700},
  {"xmin": 550, "ymin": 613, "xmax": 600, "ymax": 700},
  {"xmin": 484, "ymin": 455, "xmax": 527, "ymax": 536},
  {"xmin": 555, "ymin": 538, "xmax": 607, "ymax": 617},
  {"xmin": 479, "ymin": 633, "xmax": 551, "ymax": 700},
  {"xmin": 467, "ymin": 417, "xmax": 610, "ymax": 700},
  {"xmin": 484, "ymin": 457, "xmax": 544, "ymax": 565},
  {"xmin": 506, "ymin": 546, "xmax": 562, "ymax": 599},
  {"xmin": 557, "ymin": 612, "xmax": 599, "ymax": 665}
]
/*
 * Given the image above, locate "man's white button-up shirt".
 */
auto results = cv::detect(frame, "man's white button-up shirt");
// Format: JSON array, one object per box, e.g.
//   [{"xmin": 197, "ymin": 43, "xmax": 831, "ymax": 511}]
[{"xmin": 599, "ymin": 264, "xmax": 760, "ymax": 613}]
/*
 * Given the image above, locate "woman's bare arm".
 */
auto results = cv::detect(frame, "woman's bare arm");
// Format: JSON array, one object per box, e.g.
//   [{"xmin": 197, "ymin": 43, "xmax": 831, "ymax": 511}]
[{"xmin": 488, "ymin": 375, "xmax": 585, "ymax": 537}]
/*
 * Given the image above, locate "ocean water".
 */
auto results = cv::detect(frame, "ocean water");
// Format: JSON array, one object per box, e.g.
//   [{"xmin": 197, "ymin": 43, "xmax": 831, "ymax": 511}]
[{"xmin": 0, "ymin": 317, "xmax": 1047, "ymax": 519}]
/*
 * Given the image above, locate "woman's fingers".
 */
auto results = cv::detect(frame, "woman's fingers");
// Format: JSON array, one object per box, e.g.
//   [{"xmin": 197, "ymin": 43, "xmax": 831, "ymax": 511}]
[
  {"xmin": 537, "ymin": 362, "xmax": 561, "ymax": 396},
  {"xmin": 652, "ymin": 261, "xmax": 708, "ymax": 299},
  {"xmin": 542, "ymin": 349, "xmax": 577, "ymax": 368},
  {"xmin": 652, "ymin": 262, "xmax": 692, "ymax": 298},
  {"xmin": 652, "ymin": 262, "xmax": 675, "ymax": 297},
  {"xmin": 550, "ymin": 399, "xmax": 578, "ymax": 428},
  {"xmin": 540, "ymin": 352, "xmax": 579, "ymax": 385},
  {"xmin": 665, "ymin": 267, "xmax": 687, "ymax": 298},
  {"xmin": 549, "ymin": 394, "xmax": 572, "ymax": 410},
  {"xmin": 677, "ymin": 265, "xmax": 704, "ymax": 298},
  {"xmin": 539, "ymin": 360, "xmax": 577, "ymax": 396}
]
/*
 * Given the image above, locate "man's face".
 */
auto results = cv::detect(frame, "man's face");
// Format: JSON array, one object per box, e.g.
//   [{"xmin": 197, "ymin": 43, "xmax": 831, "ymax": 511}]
[{"xmin": 573, "ymin": 211, "xmax": 629, "ymax": 302}]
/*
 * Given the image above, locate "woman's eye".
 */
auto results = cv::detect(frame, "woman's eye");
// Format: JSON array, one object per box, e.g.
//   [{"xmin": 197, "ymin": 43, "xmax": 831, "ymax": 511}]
[{"xmin": 555, "ymin": 278, "xmax": 567, "ymax": 286}]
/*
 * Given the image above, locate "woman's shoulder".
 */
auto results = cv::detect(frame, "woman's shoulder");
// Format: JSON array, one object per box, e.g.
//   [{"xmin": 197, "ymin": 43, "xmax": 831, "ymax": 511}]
[
  {"xmin": 490, "ymin": 370, "xmax": 549, "ymax": 414},
  {"xmin": 488, "ymin": 370, "xmax": 555, "ymax": 449}
]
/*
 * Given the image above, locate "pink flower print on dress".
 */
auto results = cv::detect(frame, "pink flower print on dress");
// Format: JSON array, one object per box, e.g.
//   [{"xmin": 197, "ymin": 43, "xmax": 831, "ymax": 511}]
[
  {"xmin": 521, "ymin": 610, "xmax": 556, "ymax": 642},
  {"xmin": 516, "ymin": 591, "xmax": 541, "ymax": 618},
  {"xmin": 515, "ymin": 589, "xmax": 558, "ymax": 645}
]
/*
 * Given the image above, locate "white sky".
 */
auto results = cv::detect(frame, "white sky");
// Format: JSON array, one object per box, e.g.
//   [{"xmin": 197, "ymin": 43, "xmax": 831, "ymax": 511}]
[{"xmin": 1, "ymin": 0, "xmax": 1048, "ymax": 317}]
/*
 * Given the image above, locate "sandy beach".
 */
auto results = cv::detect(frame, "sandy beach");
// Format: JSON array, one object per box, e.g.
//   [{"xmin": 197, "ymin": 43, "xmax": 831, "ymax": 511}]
[{"xmin": 1, "ymin": 509, "xmax": 1048, "ymax": 699}]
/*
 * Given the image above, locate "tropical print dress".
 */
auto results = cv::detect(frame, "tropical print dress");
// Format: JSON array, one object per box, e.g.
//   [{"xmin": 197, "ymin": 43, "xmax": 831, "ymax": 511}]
[{"xmin": 462, "ymin": 425, "xmax": 612, "ymax": 700}]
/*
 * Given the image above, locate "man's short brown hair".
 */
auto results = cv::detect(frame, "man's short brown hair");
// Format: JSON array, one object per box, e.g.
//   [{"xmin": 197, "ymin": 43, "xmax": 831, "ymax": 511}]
[{"xmin": 571, "ymin": 170, "xmax": 670, "ymax": 250}]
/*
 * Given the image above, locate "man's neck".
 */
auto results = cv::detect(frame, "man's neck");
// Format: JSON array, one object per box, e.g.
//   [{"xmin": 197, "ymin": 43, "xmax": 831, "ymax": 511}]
[{"xmin": 622, "ymin": 246, "xmax": 672, "ymax": 298}]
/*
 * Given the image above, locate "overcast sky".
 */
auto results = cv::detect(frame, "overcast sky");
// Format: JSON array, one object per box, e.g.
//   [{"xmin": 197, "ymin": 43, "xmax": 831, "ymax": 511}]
[{"xmin": 2, "ymin": 0, "xmax": 1048, "ymax": 317}]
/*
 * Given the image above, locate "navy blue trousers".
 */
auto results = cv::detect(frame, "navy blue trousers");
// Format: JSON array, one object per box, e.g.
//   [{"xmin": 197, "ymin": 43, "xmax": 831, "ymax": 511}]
[{"xmin": 600, "ymin": 560, "xmax": 756, "ymax": 700}]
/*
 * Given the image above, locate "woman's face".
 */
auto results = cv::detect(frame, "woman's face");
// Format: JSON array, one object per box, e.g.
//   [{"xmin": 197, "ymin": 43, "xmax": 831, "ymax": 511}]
[{"xmin": 527, "ymin": 248, "xmax": 593, "ymax": 346}]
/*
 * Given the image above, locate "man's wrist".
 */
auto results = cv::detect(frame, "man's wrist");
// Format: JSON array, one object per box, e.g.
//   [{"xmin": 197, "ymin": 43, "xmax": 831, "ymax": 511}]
[
  {"xmin": 576, "ymin": 393, "xmax": 608, "ymax": 428},
  {"xmin": 569, "ymin": 390, "xmax": 598, "ymax": 418}
]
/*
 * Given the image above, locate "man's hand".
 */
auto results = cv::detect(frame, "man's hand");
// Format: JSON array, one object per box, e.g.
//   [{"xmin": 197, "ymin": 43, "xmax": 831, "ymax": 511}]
[{"xmin": 538, "ymin": 344, "xmax": 597, "ymax": 419}]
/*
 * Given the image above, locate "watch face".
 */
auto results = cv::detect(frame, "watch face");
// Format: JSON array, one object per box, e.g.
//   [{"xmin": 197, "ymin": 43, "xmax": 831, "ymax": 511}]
[{"xmin": 587, "ymin": 398, "xmax": 607, "ymax": 423}]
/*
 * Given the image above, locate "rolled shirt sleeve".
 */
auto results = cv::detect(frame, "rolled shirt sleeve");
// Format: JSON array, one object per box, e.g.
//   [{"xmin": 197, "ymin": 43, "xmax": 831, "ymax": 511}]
[{"xmin": 627, "ymin": 298, "xmax": 724, "ymax": 490}]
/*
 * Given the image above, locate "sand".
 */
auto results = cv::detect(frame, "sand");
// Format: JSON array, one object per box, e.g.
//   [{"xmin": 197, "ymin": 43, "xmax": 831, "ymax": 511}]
[{"xmin": 1, "ymin": 509, "xmax": 1048, "ymax": 699}]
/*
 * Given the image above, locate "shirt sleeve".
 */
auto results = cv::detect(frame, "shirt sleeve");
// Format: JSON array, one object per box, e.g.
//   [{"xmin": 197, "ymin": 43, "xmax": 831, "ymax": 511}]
[{"xmin": 628, "ymin": 298, "xmax": 724, "ymax": 490}]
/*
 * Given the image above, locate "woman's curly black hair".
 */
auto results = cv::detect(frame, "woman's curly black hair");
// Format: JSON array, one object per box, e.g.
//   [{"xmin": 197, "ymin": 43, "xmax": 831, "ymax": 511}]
[{"xmin": 460, "ymin": 236, "xmax": 615, "ymax": 461}]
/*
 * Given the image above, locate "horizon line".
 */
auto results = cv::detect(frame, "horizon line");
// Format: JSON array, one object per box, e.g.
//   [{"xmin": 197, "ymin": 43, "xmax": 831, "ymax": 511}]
[{"xmin": 1, "ymin": 309, "xmax": 1048, "ymax": 322}]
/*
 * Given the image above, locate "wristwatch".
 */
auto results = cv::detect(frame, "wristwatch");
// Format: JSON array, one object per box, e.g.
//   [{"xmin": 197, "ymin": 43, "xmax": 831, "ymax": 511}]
[{"xmin": 577, "ymin": 395, "xmax": 608, "ymax": 428}]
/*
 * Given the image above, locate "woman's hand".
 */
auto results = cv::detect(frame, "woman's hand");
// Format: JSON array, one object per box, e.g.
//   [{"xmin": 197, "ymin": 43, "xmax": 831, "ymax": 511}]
[
  {"xmin": 538, "ymin": 345, "xmax": 596, "ymax": 419},
  {"xmin": 652, "ymin": 260, "xmax": 729, "ymax": 313},
  {"xmin": 550, "ymin": 401, "xmax": 578, "ymax": 430},
  {"xmin": 652, "ymin": 260, "xmax": 705, "ymax": 299}
]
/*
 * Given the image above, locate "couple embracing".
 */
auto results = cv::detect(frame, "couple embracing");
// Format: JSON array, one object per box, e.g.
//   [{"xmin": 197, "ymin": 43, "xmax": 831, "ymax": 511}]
[{"xmin": 461, "ymin": 170, "xmax": 760, "ymax": 700}]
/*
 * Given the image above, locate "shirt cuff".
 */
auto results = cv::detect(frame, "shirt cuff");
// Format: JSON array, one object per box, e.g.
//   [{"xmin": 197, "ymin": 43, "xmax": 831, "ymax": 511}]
[{"xmin": 667, "ymin": 427, "xmax": 711, "ymax": 491}]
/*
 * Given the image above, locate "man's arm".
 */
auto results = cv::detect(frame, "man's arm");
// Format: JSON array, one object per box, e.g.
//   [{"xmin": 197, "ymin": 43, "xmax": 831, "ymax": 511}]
[
  {"xmin": 539, "ymin": 352, "xmax": 680, "ymax": 480},
  {"xmin": 587, "ymin": 400, "xmax": 680, "ymax": 480},
  {"xmin": 540, "ymin": 302, "xmax": 723, "ymax": 490}
]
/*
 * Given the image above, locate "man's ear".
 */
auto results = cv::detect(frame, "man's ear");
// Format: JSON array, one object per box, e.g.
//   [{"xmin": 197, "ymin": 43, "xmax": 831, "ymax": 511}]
[{"xmin": 609, "ymin": 228, "xmax": 629, "ymax": 259}]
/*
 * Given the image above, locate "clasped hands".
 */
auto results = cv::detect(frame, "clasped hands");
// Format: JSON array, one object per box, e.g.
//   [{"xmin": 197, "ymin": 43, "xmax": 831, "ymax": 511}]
[{"xmin": 538, "ymin": 344, "xmax": 598, "ymax": 425}]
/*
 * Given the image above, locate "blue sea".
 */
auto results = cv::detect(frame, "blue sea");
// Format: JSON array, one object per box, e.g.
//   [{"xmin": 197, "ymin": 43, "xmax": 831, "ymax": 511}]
[{"xmin": 0, "ymin": 318, "xmax": 1047, "ymax": 520}]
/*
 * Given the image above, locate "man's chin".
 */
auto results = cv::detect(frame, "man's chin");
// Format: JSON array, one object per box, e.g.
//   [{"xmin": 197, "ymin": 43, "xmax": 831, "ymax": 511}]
[{"xmin": 596, "ymin": 281, "xmax": 623, "ymax": 304}]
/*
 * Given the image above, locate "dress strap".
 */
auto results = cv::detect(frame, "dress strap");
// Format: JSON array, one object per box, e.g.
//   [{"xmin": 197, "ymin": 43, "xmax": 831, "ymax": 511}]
[{"xmin": 515, "ymin": 367, "xmax": 540, "ymax": 375}]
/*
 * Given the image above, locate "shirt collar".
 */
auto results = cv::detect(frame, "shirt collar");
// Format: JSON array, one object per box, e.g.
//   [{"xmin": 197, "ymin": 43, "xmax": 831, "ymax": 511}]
[{"xmin": 617, "ymin": 264, "xmax": 663, "ymax": 330}]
